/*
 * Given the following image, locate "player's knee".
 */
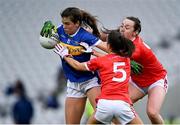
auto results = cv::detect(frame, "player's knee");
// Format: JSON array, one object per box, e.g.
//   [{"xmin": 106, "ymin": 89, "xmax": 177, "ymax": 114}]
[{"xmin": 147, "ymin": 108, "xmax": 159, "ymax": 119}]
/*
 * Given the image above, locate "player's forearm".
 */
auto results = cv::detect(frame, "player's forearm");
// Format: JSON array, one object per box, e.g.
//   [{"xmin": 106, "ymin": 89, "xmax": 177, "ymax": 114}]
[
  {"xmin": 100, "ymin": 32, "xmax": 108, "ymax": 41},
  {"xmin": 64, "ymin": 57, "xmax": 87, "ymax": 71},
  {"xmin": 96, "ymin": 41, "xmax": 108, "ymax": 53},
  {"xmin": 92, "ymin": 49, "xmax": 106, "ymax": 57}
]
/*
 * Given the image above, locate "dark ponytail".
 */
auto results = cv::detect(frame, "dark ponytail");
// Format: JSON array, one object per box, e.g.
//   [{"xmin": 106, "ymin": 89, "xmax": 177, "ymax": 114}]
[{"xmin": 81, "ymin": 10, "xmax": 100, "ymax": 37}]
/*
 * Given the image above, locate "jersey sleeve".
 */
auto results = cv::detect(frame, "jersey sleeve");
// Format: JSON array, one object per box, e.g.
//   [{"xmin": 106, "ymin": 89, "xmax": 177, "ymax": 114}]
[{"xmin": 85, "ymin": 57, "xmax": 100, "ymax": 71}]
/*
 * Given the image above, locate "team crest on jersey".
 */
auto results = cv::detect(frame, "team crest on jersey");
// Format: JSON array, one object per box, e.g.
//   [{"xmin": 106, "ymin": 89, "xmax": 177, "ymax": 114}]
[{"xmin": 67, "ymin": 38, "xmax": 71, "ymax": 44}]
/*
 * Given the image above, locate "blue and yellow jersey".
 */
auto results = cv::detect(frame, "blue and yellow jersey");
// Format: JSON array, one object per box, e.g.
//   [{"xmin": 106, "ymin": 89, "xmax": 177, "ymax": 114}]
[{"xmin": 57, "ymin": 25, "xmax": 100, "ymax": 83}]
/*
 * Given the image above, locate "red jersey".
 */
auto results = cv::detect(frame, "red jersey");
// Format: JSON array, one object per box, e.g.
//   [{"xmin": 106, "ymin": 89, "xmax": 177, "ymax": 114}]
[
  {"xmin": 131, "ymin": 36, "xmax": 167, "ymax": 87},
  {"xmin": 86, "ymin": 54, "xmax": 132, "ymax": 104}
]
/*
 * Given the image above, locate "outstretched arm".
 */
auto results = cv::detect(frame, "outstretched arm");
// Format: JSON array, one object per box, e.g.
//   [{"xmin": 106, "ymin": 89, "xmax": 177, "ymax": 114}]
[
  {"xmin": 95, "ymin": 41, "xmax": 108, "ymax": 53},
  {"xmin": 54, "ymin": 44, "xmax": 88, "ymax": 71},
  {"xmin": 64, "ymin": 57, "xmax": 87, "ymax": 71},
  {"xmin": 92, "ymin": 49, "xmax": 106, "ymax": 57},
  {"xmin": 95, "ymin": 30, "xmax": 109, "ymax": 52}
]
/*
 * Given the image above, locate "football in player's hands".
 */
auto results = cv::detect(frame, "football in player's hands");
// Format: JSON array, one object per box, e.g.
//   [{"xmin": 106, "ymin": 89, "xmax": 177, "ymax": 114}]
[{"xmin": 39, "ymin": 35, "xmax": 59, "ymax": 49}]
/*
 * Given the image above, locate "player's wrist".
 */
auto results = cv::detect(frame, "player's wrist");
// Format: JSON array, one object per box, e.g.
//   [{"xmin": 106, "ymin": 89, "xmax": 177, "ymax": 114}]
[{"xmin": 61, "ymin": 49, "xmax": 72, "ymax": 59}]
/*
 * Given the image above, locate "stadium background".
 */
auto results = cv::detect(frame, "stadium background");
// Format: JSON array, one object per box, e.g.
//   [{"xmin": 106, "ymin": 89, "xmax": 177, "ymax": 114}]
[{"xmin": 0, "ymin": 0, "xmax": 180, "ymax": 124}]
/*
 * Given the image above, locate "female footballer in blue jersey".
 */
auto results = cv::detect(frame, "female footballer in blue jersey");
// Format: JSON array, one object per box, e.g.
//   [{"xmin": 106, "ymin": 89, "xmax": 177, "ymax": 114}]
[{"xmin": 40, "ymin": 7, "xmax": 108, "ymax": 124}]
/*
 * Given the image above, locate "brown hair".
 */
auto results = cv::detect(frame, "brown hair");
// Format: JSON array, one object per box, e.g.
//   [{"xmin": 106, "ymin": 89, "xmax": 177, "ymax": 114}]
[{"xmin": 61, "ymin": 7, "xmax": 100, "ymax": 37}]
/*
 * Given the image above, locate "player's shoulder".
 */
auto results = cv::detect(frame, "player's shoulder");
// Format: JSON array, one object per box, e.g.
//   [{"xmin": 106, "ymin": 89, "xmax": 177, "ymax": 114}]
[
  {"xmin": 95, "ymin": 54, "xmax": 110, "ymax": 63},
  {"xmin": 57, "ymin": 24, "xmax": 63, "ymax": 31},
  {"xmin": 79, "ymin": 27, "xmax": 97, "ymax": 37}
]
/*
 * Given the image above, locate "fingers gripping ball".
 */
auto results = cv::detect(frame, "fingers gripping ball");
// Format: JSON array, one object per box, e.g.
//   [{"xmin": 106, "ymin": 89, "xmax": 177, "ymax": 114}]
[
  {"xmin": 39, "ymin": 20, "xmax": 59, "ymax": 49},
  {"xmin": 39, "ymin": 36, "xmax": 87, "ymax": 55},
  {"xmin": 40, "ymin": 21, "xmax": 57, "ymax": 37}
]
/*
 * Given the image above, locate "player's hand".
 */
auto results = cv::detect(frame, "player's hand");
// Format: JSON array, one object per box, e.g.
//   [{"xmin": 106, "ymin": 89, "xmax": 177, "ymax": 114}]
[
  {"xmin": 79, "ymin": 42, "xmax": 92, "ymax": 53},
  {"xmin": 54, "ymin": 44, "xmax": 71, "ymax": 58},
  {"xmin": 79, "ymin": 42, "xmax": 89, "ymax": 49},
  {"xmin": 82, "ymin": 47, "xmax": 92, "ymax": 53},
  {"xmin": 130, "ymin": 60, "xmax": 143, "ymax": 75},
  {"xmin": 40, "ymin": 21, "xmax": 56, "ymax": 37}
]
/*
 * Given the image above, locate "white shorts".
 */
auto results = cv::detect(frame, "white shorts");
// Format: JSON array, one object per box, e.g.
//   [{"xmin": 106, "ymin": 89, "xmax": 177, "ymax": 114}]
[
  {"xmin": 67, "ymin": 77, "xmax": 100, "ymax": 98},
  {"xmin": 129, "ymin": 75, "xmax": 168, "ymax": 94},
  {"xmin": 95, "ymin": 99, "xmax": 136, "ymax": 125}
]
